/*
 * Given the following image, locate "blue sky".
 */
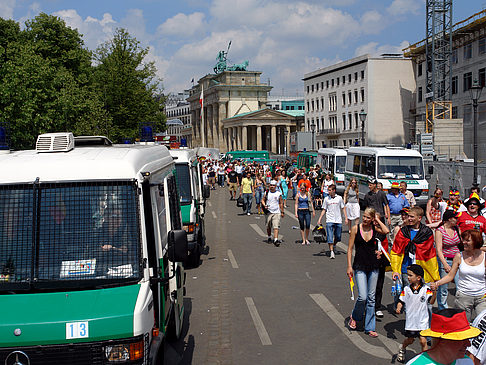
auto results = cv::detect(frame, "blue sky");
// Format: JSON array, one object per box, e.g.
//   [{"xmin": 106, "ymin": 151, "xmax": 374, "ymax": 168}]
[{"xmin": 1, "ymin": 0, "xmax": 484, "ymax": 96}]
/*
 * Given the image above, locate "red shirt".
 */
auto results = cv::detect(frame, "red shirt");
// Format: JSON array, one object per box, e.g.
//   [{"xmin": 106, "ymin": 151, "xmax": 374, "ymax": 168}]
[
  {"xmin": 457, "ymin": 211, "xmax": 486, "ymax": 234},
  {"xmin": 297, "ymin": 179, "xmax": 312, "ymax": 192}
]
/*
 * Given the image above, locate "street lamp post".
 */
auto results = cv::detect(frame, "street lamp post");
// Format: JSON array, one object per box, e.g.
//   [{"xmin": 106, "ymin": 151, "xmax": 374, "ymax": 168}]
[
  {"xmin": 359, "ymin": 109, "xmax": 367, "ymax": 146},
  {"xmin": 470, "ymin": 79, "xmax": 483, "ymax": 187},
  {"xmin": 310, "ymin": 121, "xmax": 316, "ymax": 151}
]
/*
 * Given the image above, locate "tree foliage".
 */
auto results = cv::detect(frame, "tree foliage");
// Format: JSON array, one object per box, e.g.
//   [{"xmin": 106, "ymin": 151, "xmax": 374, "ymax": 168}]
[{"xmin": 0, "ymin": 14, "xmax": 164, "ymax": 149}]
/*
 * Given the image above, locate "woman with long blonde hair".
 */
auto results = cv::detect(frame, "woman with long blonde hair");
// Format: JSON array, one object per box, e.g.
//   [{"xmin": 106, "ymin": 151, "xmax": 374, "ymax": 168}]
[{"xmin": 344, "ymin": 177, "xmax": 360, "ymax": 232}]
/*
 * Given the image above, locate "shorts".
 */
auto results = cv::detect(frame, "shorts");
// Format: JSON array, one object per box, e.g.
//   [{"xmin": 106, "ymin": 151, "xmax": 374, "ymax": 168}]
[
  {"xmin": 266, "ymin": 213, "xmax": 281, "ymax": 231},
  {"xmin": 208, "ymin": 177, "xmax": 216, "ymax": 185},
  {"xmin": 229, "ymin": 182, "xmax": 238, "ymax": 192},
  {"xmin": 404, "ymin": 330, "xmax": 422, "ymax": 338}
]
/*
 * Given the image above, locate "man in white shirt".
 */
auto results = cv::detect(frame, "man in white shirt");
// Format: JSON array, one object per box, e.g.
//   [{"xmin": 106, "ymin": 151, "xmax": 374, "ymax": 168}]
[
  {"xmin": 317, "ymin": 184, "xmax": 348, "ymax": 259},
  {"xmin": 262, "ymin": 180, "xmax": 284, "ymax": 247}
]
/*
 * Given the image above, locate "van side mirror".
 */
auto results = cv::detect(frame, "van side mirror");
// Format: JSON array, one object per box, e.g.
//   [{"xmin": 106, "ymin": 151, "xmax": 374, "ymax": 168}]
[
  {"xmin": 203, "ymin": 185, "xmax": 211, "ymax": 199},
  {"xmin": 428, "ymin": 165, "xmax": 434, "ymax": 175},
  {"xmin": 168, "ymin": 230, "xmax": 188, "ymax": 263}
]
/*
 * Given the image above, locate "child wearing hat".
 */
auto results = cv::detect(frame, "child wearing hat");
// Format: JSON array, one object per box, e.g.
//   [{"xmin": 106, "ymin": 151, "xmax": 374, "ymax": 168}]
[{"xmin": 396, "ymin": 264, "xmax": 437, "ymax": 363}]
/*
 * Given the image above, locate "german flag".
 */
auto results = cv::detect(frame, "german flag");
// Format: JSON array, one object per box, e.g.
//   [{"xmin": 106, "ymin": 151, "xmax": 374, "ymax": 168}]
[{"xmin": 390, "ymin": 224, "xmax": 440, "ymax": 283}]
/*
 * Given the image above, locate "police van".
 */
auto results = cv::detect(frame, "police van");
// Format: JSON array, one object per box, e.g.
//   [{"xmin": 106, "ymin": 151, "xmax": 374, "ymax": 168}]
[
  {"xmin": 169, "ymin": 149, "xmax": 210, "ymax": 267},
  {"xmin": 317, "ymin": 148, "xmax": 347, "ymax": 194},
  {"xmin": 344, "ymin": 146, "xmax": 429, "ymax": 206},
  {"xmin": 0, "ymin": 133, "xmax": 188, "ymax": 364}
]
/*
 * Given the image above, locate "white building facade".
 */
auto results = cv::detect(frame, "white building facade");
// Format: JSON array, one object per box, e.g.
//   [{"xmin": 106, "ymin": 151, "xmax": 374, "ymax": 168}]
[
  {"xmin": 303, "ymin": 54, "xmax": 416, "ymax": 149},
  {"xmin": 165, "ymin": 92, "xmax": 192, "ymax": 146}
]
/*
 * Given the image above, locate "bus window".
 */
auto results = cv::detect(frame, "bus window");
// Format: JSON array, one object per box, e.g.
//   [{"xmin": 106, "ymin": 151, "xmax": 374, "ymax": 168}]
[
  {"xmin": 336, "ymin": 156, "xmax": 346, "ymax": 173},
  {"xmin": 329, "ymin": 156, "xmax": 335, "ymax": 174},
  {"xmin": 360, "ymin": 156, "xmax": 375, "ymax": 176},
  {"xmin": 352, "ymin": 155, "xmax": 361, "ymax": 173}
]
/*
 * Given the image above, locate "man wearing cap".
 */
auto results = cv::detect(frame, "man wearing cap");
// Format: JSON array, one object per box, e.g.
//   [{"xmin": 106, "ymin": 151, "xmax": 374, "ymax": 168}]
[
  {"xmin": 406, "ymin": 308, "xmax": 481, "ymax": 365},
  {"xmin": 262, "ymin": 180, "xmax": 284, "ymax": 247},
  {"xmin": 456, "ymin": 193, "xmax": 486, "ymax": 237},
  {"xmin": 447, "ymin": 189, "xmax": 463, "ymax": 213},
  {"xmin": 387, "ymin": 181, "xmax": 410, "ymax": 241}
]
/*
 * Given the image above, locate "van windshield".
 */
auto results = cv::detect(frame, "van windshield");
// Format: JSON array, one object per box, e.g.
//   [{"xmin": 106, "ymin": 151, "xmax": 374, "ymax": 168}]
[
  {"xmin": 0, "ymin": 181, "xmax": 141, "ymax": 291},
  {"xmin": 175, "ymin": 164, "xmax": 192, "ymax": 205},
  {"xmin": 336, "ymin": 156, "xmax": 346, "ymax": 174},
  {"xmin": 377, "ymin": 156, "xmax": 424, "ymax": 179}
]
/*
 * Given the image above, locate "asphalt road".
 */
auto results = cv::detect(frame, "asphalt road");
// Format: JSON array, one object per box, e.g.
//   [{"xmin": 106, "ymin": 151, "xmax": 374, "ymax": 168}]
[{"xmin": 166, "ymin": 187, "xmax": 436, "ymax": 364}]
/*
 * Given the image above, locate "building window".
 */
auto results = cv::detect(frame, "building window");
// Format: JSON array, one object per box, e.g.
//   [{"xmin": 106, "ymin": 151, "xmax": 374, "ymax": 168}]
[
  {"xmin": 360, "ymin": 88, "xmax": 365, "ymax": 103},
  {"xmin": 337, "ymin": 77, "xmax": 340, "ymax": 86},
  {"xmin": 321, "ymin": 97, "xmax": 325, "ymax": 110},
  {"xmin": 311, "ymin": 100, "xmax": 315, "ymax": 111},
  {"xmin": 311, "ymin": 84, "xmax": 314, "ymax": 92},
  {"xmin": 354, "ymin": 112, "xmax": 359, "ymax": 129},
  {"xmin": 321, "ymin": 82, "xmax": 324, "ymax": 89},
  {"xmin": 348, "ymin": 113, "xmax": 352, "ymax": 130},
  {"xmin": 452, "ymin": 49, "xmax": 458, "ymax": 64},
  {"xmin": 452, "ymin": 106, "xmax": 458, "ymax": 119},
  {"xmin": 354, "ymin": 72, "xmax": 358, "ymax": 81},
  {"xmin": 361, "ymin": 70, "xmax": 365, "ymax": 79},
  {"xmin": 331, "ymin": 79, "xmax": 335, "ymax": 87},
  {"xmin": 418, "ymin": 87, "xmax": 423, "ymax": 102},
  {"xmin": 343, "ymin": 140, "xmax": 347, "ymax": 147},
  {"xmin": 316, "ymin": 83, "xmax": 319, "ymax": 91},
  {"xmin": 326, "ymin": 80, "xmax": 329, "ymax": 88},
  {"xmin": 348, "ymin": 91, "xmax": 352, "ymax": 105},
  {"xmin": 307, "ymin": 85, "xmax": 310, "ymax": 93},
  {"xmin": 354, "ymin": 90, "xmax": 358, "ymax": 103},
  {"xmin": 342, "ymin": 93, "xmax": 346, "ymax": 106},
  {"xmin": 329, "ymin": 93, "xmax": 337, "ymax": 112},
  {"xmin": 452, "ymin": 76, "xmax": 458, "ymax": 94},
  {"xmin": 463, "ymin": 72, "xmax": 472, "ymax": 91},
  {"xmin": 418, "ymin": 63, "xmax": 423, "ymax": 77},
  {"xmin": 342, "ymin": 75, "xmax": 346, "ymax": 84},
  {"xmin": 316, "ymin": 99, "xmax": 319, "ymax": 110},
  {"xmin": 464, "ymin": 43, "xmax": 472, "ymax": 59},
  {"xmin": 480, "ymin": 38, "xmax": 486, "ymax": 55},
  {"xmin": 343, "ymin": 114, "xmax": 346, "ymax": 130},
  {"xmin": 306, "ymin": 101, "xmax": 309, "ymax": 111},
  {"xmin": 479, "ymin": 68, "xmax": 486, "ymax": 88},
  {"xmin": 348, "ymin": 74, "xmax": 352, "ymax": 82}
]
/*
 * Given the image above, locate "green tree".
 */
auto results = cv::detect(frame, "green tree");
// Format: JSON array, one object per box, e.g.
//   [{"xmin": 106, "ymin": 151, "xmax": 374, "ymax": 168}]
[{"xmin": 94, "ymin": 28, "xmax": 165, "ymax": 142}]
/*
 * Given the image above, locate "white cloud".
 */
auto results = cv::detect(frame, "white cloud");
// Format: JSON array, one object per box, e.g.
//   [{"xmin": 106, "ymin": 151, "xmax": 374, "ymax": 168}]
[
  {"xmin": 387, "ymin": 0, "xmax": 422, "ymax": 16},
  {"xmin": 0, "ymin": 0, "xmax": 15, "ymax": 19},
  {"xmin": 354, "ymin": 40, "xmax": 410, "ymax": 57},
  {"xmin": 158, "ymin": 12, "xmax": 206, "ymax": 38},
  {"xmin": 360, "ymin": 10, "xmax": 385, "ymax": 34}
]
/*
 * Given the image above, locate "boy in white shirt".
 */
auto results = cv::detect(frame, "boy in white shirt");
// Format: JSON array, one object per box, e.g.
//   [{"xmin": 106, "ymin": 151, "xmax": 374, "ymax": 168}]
[{"xmin": 317, "ymin": 184, "xmax": 348, "ymax": 259}]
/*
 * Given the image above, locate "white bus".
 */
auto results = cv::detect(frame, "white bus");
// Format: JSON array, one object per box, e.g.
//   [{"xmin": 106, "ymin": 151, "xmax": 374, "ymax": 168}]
[
  {"xmin": 344, "ymin": 146, "xmax": 429, "ymax": 206},
  {"xmin": 317, "ymin": 148, "xmax": 347, "ymax": 194}
]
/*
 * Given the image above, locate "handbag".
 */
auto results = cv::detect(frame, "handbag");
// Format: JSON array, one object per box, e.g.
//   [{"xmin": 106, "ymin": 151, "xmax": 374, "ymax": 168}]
[{"xmin": 236, "ymin": 197, "xmax": 244, "ymax": 207}]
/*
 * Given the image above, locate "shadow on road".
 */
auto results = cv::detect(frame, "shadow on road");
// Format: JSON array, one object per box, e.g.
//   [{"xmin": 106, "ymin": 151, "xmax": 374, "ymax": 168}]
[{"xmin": 166, "ymin": 297, "xmax": 195, "ymax": 364}]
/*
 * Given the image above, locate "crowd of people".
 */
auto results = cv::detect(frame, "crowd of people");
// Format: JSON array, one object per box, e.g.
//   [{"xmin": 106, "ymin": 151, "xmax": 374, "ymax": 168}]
[{"xmin": 199, "ymin": 157, "xmax": 486, "ymax": 364}]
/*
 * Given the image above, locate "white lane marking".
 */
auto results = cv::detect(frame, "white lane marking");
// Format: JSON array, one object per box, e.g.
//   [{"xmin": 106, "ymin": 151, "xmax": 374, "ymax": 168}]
[
  {"xmin": 227, "ymin": 249, "xmax": 239, "ymax": 269},
  {"xmin": 305, "ymin": 272, "xmax": 312, "ymax": 280},
  {"xmin": 284, "ymin": 208, "xmax": 347, "ymax": 252},
  {"xmin": 207, "ymin": 201, "xmax": 212, "ymax": 207},
  {"xmin": 250, "ymin": 223, "xmax": 282, "ymax": 240},
  {"xmin": 245, "ymin": 297, "xmax": 272, "ymax": 346},
  {"xmin": 309, "ymin": 293, "xmax": 392, "ymax": 359},
  {"xmin": 212, "ymin": 211, "xmax": 217, "ymax": 219}
]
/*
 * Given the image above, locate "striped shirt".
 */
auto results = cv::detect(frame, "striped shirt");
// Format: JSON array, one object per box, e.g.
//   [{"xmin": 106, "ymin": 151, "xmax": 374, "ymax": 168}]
[{"xmin": 437, "ymin": 225, "xmax": 460, "ymax": 258}]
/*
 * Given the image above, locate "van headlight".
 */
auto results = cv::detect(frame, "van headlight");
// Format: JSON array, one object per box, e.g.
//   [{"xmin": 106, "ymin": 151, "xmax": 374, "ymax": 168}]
[{"xmin": 104, "ymin": 338, "xmax": 144, "ymax": 362}]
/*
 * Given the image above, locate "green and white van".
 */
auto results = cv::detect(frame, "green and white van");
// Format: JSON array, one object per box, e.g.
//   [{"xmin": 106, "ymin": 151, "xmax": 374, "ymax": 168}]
[
  {"xmin": 0, "ymin": 133, "xmax": 188, "ymax": 364},
  {"xmin": 169, "ymin": 149, "xmax": 210, "ymax": 267}
]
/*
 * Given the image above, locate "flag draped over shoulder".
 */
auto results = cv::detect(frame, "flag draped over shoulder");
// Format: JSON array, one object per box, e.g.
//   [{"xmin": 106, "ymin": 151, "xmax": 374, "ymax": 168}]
[{"xmin": 390, "ymin": 224, "xmax": 440, "ymax": 283}]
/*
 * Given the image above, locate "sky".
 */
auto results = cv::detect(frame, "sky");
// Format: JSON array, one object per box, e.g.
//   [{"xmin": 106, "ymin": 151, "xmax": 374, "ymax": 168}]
[{"xmin": 1, "ymin": 0, "xmax": 485, "ymax": 97}]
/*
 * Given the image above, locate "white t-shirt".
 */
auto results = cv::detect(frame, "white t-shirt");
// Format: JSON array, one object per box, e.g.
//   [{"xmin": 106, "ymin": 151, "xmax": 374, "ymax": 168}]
[
  {"xmin": 266, "ymin": 190, "xmax": 282, "ymax": 214},
  {"xmin": 437, "ymin": 201, "xmax": 448, "ymax": 219},
  {"xmin": 322, "ymin": 195, "xmax": 344, "ymax": 223},
  {"xmin": 235, "ymin": 165, "xmax": 244, "ymax": 174},
  {"xmin": 398, "ymin": 284, "xmax": 433, "ymax": 331},
  {"xmin": 468, "ymin": 309, "xmax": 486, "ymax": 364},
  {"xmin": 322, "ymin": 179, "xmax": 334, "ymax": 194}
]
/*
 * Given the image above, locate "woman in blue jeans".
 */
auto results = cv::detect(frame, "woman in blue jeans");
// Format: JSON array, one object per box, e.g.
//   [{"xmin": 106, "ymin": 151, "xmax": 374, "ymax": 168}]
[
  {"xmin": 294, "ymin": 183, "xmax": 315, "ymax": 245},
  {"xmin": 346, "ymin": 207, "xmax": 389, "ymax": 337}
]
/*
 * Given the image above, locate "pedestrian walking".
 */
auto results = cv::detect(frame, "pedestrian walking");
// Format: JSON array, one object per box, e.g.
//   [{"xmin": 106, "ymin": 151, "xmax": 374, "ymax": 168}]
[
  {"xmin": 217, "ymin": 162, "xmax": 226, "ymax": 187},
  {"xmin": 321, "ymin": 173, "xmax": 334, "ymax": 199},
  {"xmin": 280, "ymin": 170, "xmax": 289, "ymax": 208},
  {"xmin": 344, "ymin": 177, "xmax": 360, "ymax": 233},
  {"xmin": 426, "ymin": 188, "xmax": 447, "ymax": 228},
  {"xmin": 208, "ymin": 168, "xmax": 216, "ymax": 190},
  {"xmin": 400, "ymin": 181, "xmax": 416, "ymax": 207},
  {"xmin": 387, "ymin": 181, "xmax": 410, "ymax": 240},
  {"xmin": 295, "ymin": 183, "xmax": 315, "ymax": 245},
  {"xmin": 435, "ymin": 210, "xmax": 461, "ymax": 310},
  {"xmin": 262, "ymin": 180, "xmax": 284, "ymax": 247},
  {"xmin": 406, "ymin": 308, "xmax": 481, "ymax": 365},
  {"xmin": 239, "ymin": 171, "xmax": 254, "ymax": 216},
  {"xmin": 347, "ymin": 207, "xmax": 389, "ymax": 338},
  {"xmin": 317, "ymin": 184, "xmax": 348, "ymax": 259},
  {"xmin": 227, "ymin": 166, "xmax": 239, "ymax": 200},
  {"xmin": 431, "ymin": 229, "xmax": 486, "ymax": 322},
  {"xmin": 254, "ymin": 173, "xmax": 265, "ymax": 215},
  {"xmin": 395, "ymin": 264, "xmax": 437, "ymax": 363}
]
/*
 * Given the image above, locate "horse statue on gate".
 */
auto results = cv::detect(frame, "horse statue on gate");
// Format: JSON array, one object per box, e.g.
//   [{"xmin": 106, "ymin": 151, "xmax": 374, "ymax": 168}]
[{"xmin": 227, "ymin": 60, "xmax": 249, "ymax": 71}]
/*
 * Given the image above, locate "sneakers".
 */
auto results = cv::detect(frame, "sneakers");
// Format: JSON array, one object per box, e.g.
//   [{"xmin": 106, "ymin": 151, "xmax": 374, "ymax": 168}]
[
  {"xmin": 376, "ymin": 310, "xmax": 384, "ymax": 318},
  {"xmin": 247, "ymin": 212, "xmax": 251, "ymax": 216},
  {"xmin": 273, "ymin": 239, "xmax": 281, "ymax": 247},
  {"xmin": 267, "ymin": 237, "xmax": 273, "ymax": 244},
  {"xmin": 330, "ymin": 251, "xmax": 335, "ymax": 259},
  {"xmin": 397, "ymin": 347, "xmax": 406, "ymax": 363}
]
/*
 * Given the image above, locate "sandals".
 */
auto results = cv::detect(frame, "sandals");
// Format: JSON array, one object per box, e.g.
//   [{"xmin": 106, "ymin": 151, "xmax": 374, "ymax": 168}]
[
  {"xmin": 365, "ymin": 331, "xmax": 378, "ymax": 338},
  {"xmin": 397, "ymin": 348, "xmax": 406, "ymax": 363},
  {"xmin": 348, "ymin": 317, "xmax": 357, "ymax": 330}
]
